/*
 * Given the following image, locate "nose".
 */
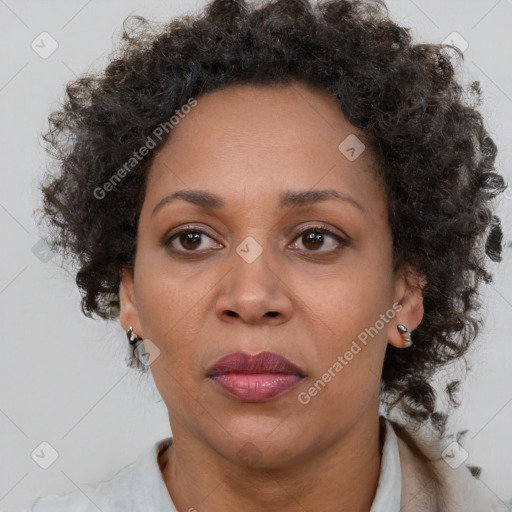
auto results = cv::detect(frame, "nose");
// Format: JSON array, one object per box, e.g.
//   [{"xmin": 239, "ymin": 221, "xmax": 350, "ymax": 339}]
[{"xmin": 215, "ymin": 245, "xmax": 293, "ymax": 326}]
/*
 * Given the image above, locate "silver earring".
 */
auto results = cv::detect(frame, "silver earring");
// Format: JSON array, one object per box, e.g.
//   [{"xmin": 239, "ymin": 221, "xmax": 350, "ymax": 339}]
[
  {"xmin": 126, "ymin": 326, "xmax": 142, "ymax": 346},
  {"xmin": 397, "ymin": 324, "xmax": 413, "ymax": 348}
]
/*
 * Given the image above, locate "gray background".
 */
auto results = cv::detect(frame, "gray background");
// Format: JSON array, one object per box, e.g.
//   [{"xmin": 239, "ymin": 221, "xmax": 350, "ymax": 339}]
[{"xmin": 0, "ymin": 0, "xmax": 511, "ymax": 510}]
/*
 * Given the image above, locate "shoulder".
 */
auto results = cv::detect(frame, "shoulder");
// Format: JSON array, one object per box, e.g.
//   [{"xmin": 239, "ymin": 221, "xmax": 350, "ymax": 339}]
[
  {"xmin": 388, "ymin": 419, "xmax": 499, "ymax": 512},
  {"xmin": 24, "ymin": 438, "xmax": 173, "ymax": 512}
]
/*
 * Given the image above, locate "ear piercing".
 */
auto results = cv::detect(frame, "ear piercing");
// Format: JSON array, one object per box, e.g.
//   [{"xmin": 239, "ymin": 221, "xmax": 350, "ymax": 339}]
[
  {"xmin": 397, "ymin": 324, "xmax": 413, "ymax": 348},
  {"xmin": 126, "ymin": 326, "xmax": 142, "ymax": 346}
]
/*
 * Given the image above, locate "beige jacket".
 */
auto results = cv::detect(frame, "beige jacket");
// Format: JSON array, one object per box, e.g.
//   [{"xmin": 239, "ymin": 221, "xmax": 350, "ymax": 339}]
[{"xmin": 392, "ymin": 420, "xmax": 502, "ymax": 511}]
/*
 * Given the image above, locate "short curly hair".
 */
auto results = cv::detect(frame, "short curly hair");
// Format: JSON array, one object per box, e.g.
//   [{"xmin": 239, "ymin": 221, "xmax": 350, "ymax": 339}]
[{"xmin": 39, "ymin": 0, "xmax": 506, "ymax": 433}]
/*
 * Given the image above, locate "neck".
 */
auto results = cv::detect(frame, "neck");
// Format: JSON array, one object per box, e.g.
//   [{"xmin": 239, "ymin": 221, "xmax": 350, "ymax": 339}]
[{"xmin": 159, "ymin": 406, "xmax": 384, "ymax": 512}]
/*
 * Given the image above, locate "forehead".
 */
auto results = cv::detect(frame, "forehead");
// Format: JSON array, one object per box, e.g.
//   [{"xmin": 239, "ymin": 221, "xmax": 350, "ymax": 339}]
[{"xmin": 144, "ymin": 81, "xmax": 384, "ymax": 211}]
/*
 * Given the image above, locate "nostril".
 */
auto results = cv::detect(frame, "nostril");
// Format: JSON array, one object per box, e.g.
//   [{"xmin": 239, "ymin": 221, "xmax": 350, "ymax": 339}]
[{"xmin": 266, "ymin": 311, "xmax": 279, "ymax": 318}]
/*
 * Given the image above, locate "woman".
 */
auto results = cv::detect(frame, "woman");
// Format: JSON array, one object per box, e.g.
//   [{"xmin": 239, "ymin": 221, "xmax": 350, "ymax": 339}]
[{"xmin": 26, "ymin": 0, "xmax": 508, "ymax": 510}]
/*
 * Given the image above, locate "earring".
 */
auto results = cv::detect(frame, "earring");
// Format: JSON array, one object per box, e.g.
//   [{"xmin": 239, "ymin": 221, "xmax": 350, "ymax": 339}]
[
  {"xmin": 126, "ymin": 326, "xmax": 142, "ymax": 346},
  {"xmin": 397, "ymin": 324, "xmax": 413, "ymax": 348}
]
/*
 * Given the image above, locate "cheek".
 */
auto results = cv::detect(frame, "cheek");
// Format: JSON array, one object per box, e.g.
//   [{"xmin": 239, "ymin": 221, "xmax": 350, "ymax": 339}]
[
  {"xmin": 312, "ymin": 294, "xmax": 388, "ymax": 388},
  {"xmin": 133, "ymin": 243, "xmax": 202, "ymax": 335},
  {"xmin": 300, "ymin": 263, "xmax": 392, "ymax": 405},
  {"xmin": 298, "ymin": 296, "xmax": 387, "ymax": 425},
  {"xmin": 305, "ymin": 260, "xmax": 392, "ymax": 345},
  {"xmin": 133, "ymin": 266, "xmax": 206, "ymax": 405},
  {"xmin": 132, "ymin": 259, "xmax": 202, "ymax": 380}
]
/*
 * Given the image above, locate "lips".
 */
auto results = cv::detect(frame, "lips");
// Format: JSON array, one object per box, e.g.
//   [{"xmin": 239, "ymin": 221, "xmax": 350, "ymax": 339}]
[
  {"xmin": 207, "ymin": 351, "xmax": 305, "ymax": 377},
  {"xmin": 206, "ymin": 351, "xmax": 305, "ymax": 402}
]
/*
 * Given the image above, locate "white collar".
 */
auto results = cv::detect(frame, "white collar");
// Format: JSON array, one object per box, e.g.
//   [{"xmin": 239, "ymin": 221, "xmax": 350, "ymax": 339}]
[
  {"xmin": 27, "ymin": 418, "xmax": 402, "ymax": 511},
  {"xmin": 133, "ymin": 416, "xmax": 402, "ymax": 511},
  {"xmin": 370, "ymin": 416, "xmax": 402, "ymax": 512}
]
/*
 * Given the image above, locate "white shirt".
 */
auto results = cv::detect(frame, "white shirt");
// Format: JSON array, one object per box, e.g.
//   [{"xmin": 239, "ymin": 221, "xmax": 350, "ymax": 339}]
[{"xmin": 25, "ymin": 418, "xmax": 402, "ymax": 512}]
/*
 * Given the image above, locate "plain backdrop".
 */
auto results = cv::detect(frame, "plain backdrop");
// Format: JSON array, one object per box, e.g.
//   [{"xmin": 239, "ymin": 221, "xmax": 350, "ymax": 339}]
[{"xmin": 1, "ymin": 0, "xmax": 511, "ymax": 510}]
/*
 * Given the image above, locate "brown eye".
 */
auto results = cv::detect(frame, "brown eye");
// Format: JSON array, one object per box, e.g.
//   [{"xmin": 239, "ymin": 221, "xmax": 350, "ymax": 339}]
[
  {"xmin": 301, "ymin": 231, "xmax": 324, "ymax": 251},
  {"xmin": 291, "ymin": 227, "xmax": 347, "ymax": 253},
  {"xmin": 177, "ymin": 231, "xmax": 203, "ymax": 251},
  {"xmin": 165, "ymin": 228, "xmax": 222, "ymax": 253}
]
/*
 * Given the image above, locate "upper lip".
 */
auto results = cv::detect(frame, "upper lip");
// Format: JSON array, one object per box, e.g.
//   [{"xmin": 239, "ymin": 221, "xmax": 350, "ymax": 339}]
[{"xmin": 206, "ymin": 351, "xmax": 305, "ymax": 377}]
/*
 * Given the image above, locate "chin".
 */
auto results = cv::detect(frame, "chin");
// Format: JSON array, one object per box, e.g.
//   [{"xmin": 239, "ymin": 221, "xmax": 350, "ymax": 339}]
[{"xmin": 211, "ymin": 424, "xmax": 307, "ymax": 468}]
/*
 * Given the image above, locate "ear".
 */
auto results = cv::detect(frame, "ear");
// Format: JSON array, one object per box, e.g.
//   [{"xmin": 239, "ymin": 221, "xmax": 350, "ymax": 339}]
[
  {"xmin": 119, "ymin": 268, "xmax": 143, "ymax": 337},
  {"xmin": 388, "ymin": 264, "xmax": 426, "ymax": 349}
]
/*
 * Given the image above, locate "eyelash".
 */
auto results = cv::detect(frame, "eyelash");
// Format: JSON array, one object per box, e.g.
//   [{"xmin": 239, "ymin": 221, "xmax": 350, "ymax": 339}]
[{"xmin": 162, "ymin": 224, "xmax": 348, "ymax": 256}]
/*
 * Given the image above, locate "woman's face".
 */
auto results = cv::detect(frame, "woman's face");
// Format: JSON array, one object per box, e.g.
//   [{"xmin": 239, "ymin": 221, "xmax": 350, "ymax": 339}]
[{"xmin": 120, "ymin": 81, "xmax": 423, "ymax": 467}]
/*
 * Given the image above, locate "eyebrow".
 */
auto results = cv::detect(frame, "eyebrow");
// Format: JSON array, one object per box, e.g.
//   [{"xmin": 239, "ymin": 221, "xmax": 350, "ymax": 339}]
[{"xmin": 151, "ymin": 188, "xmax": 365, "ymax": 218}]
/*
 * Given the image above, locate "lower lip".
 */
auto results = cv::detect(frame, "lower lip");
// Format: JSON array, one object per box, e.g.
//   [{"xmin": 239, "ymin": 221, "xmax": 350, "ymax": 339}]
[{"xmin": 209, "ymin": 373, "xmax": 303, "ymax": 402}]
